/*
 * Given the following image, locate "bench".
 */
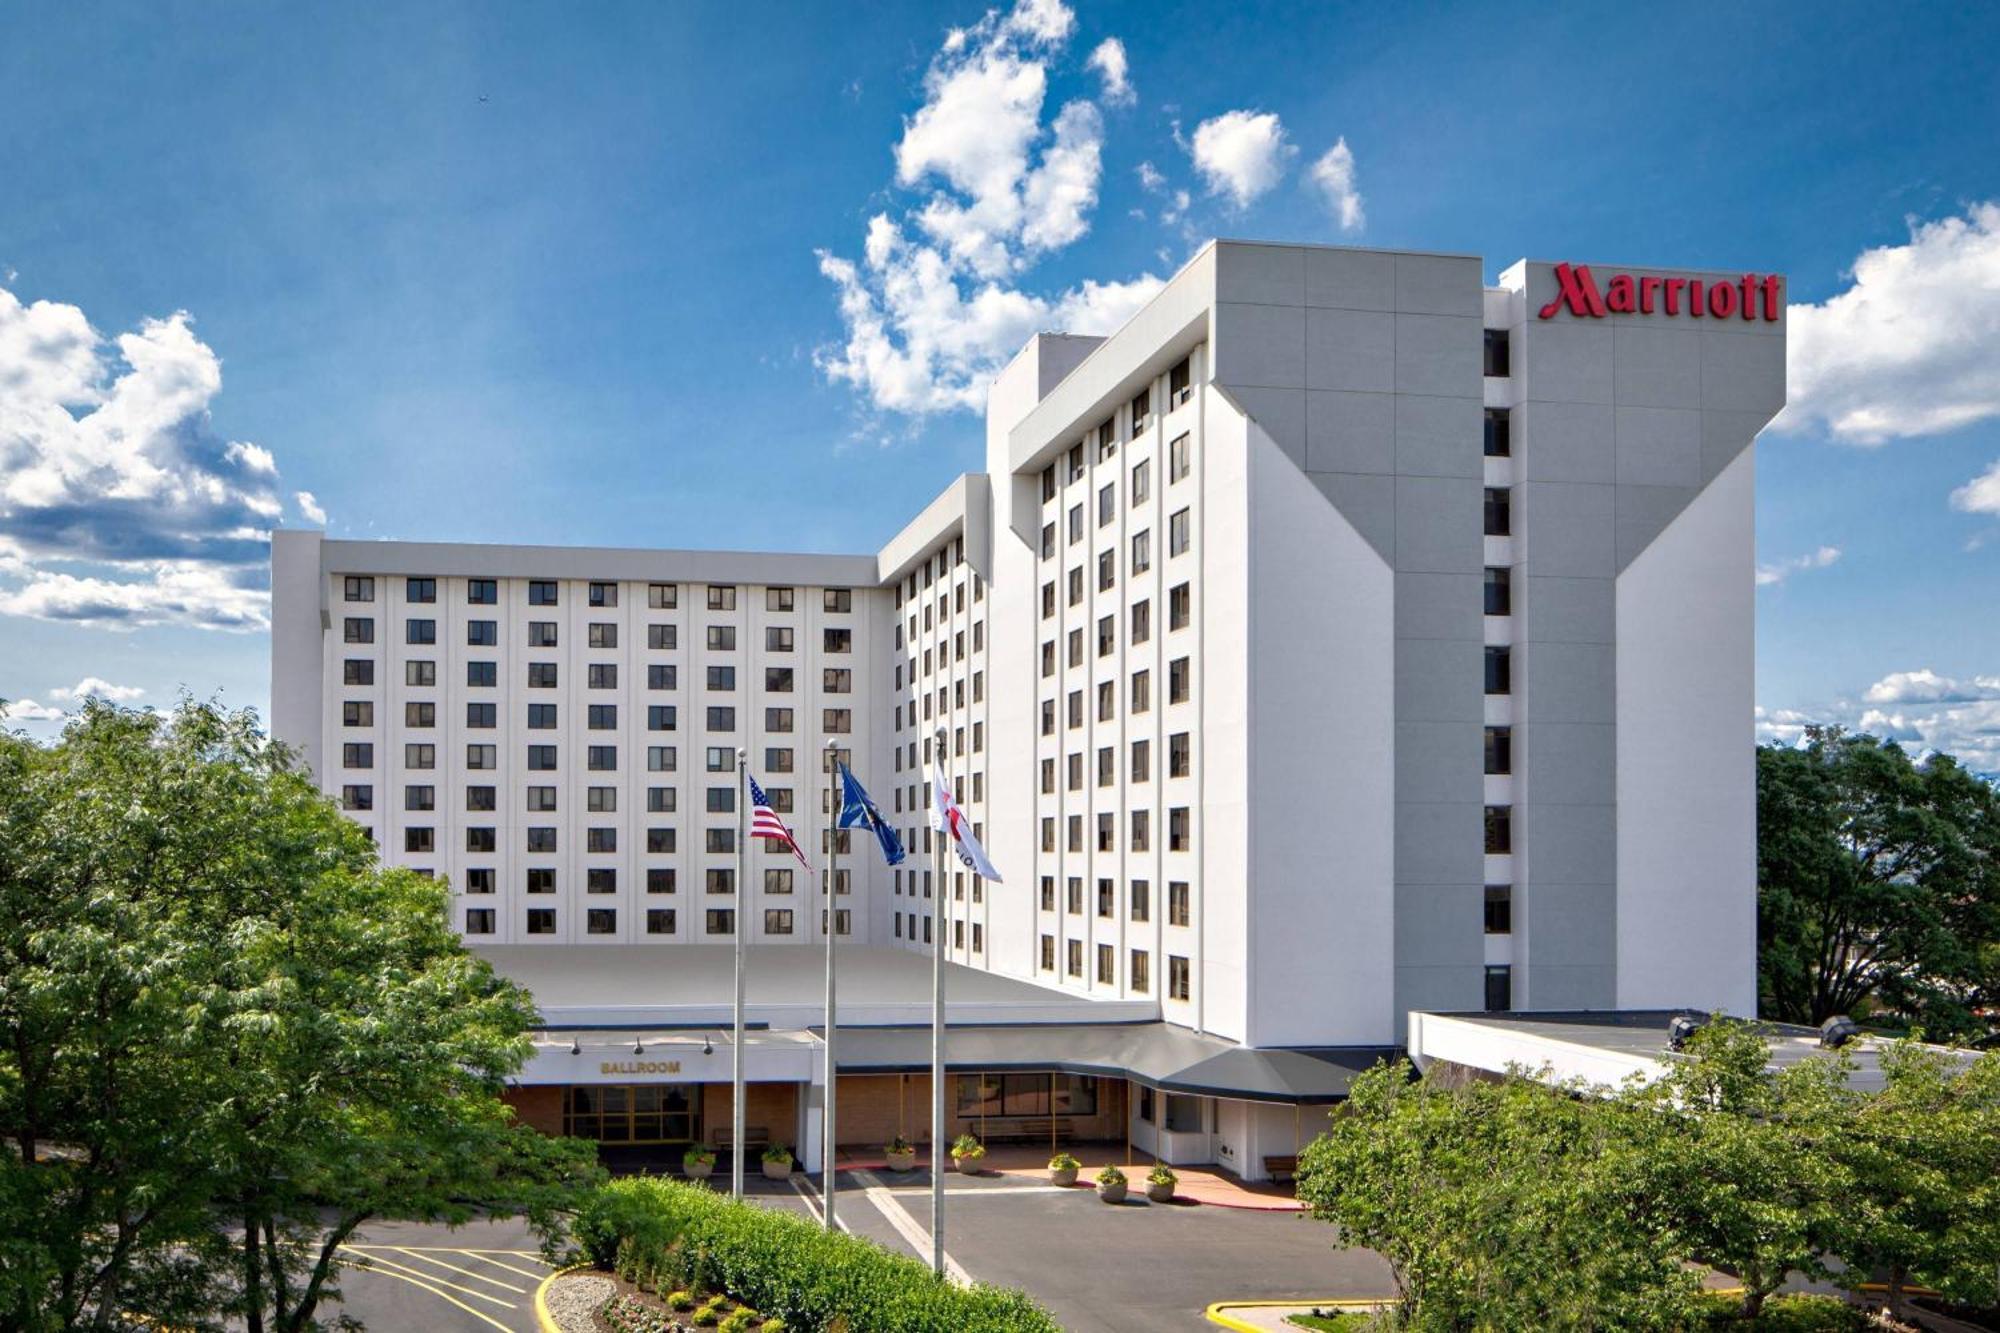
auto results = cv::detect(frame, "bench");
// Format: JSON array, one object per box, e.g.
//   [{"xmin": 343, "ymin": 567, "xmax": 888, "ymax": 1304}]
[
  {"xmin": 1263, "ymin": 1155, "xmax": 1298, "ymax": 1184},
  {"xmin": 710, "ymin": 1125, "xmax": 772, "ymax": 1151},
  {"xmin": 973, "ymin": 1117, "xmax": 1076, "ymax": 1145}
]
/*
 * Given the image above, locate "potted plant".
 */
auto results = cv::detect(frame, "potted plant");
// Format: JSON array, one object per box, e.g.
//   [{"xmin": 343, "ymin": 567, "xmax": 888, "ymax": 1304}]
[
  {"xmin": 949, "ymin": 1133, "xmax": 985, "ymax": 1174},
  {"xmin": 1146, "ymin": 1163, "xmax": 1177, "ymax": 1202},
  {"xmin": 682, "ymin": 1144, "xmax": 716, "ymax": 1180},
  {"xmin": 884, "ymin": 1135, "xmax": 917, "ymax": 1172},
  {"xmin": 1048, "ymin": 1151, "xmax": 1081, "ymax": 1187},
  {"xmin": 1096, "ymin": 1163, "xmax": 1127, "ymax": 1203},
  {"xmin": 759, "ymin": 1143, "xmax": 793, "ymax": 1180}
]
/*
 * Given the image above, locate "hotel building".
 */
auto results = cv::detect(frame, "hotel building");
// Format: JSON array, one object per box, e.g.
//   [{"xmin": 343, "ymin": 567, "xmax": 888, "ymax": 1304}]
[{"xmin": 271, "ymin": 240, "xmax": 1786, "ymax": 1177}]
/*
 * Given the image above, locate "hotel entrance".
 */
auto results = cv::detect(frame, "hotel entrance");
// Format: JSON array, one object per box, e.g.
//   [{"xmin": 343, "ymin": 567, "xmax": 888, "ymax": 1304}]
[{"xmin": 562, "ymin": 1084, "xmax": 701, "ymax": 1144}]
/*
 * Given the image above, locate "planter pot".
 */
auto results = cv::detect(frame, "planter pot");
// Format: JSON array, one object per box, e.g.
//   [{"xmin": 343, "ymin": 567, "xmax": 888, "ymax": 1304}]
[
  {"xmin": 1146, "ymin": 1181, "xmax": 1175, "ymax": 1203},
  {"xmin": 1097, "ymin": 1180, "xmax": 1127, "ymax": 1204},
  {"xmin": 952, "ymin": 1154, "xmax": 983, "ymax": 1174},
  {"xmin": 761, "ymin": 1158, "xmax": 792, "ymax": 1180},
  {"xmin": 1049, "ymin": 1166, "xmax": 1079, "ymax": 1187},
  {"xmin": 885, "ymin": 1150, "xmax": 917, "ymax": 1172},
  {"xmin": 683, "ymin": 1160, "xmax": 715, "ymax": 1180}
]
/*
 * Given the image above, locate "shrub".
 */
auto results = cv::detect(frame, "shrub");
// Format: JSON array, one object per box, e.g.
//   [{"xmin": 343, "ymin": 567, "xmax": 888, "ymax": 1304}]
[
  {"xmin": 668, "ymin": 1290, "xmax": 696, "ymax": 1311},
  {"xmin": 685, "ymin": 1145, "xmax": 718, "ymax": 1166},
  {"xmin": 720, "ymin": 1308, "xmax": 762, "ymax": 1332},
  {"xmin": 950, "ymin": 1134, "xmax": 984, "ymax": 1160},
  {"xmin": 1095, "ymin": 1165, "xmax": 1126, "ymax": 1186},
  {"xmin": 1692, "ymin": 1292, "xmax": 1870, "ymax": 1331},
  {"xmin": 1146, "ymin": 1164, "xmax": 1177, "ymax": 1188},
  {"xmin": 573, "ymin": 1176, "xmax": 1061, "ymax": 1332},
  {"xmin": 1048, "ymin": 1152, "xmax": 1080, "ymax": 1171},
  {"xmin": 761, "ymin": 1143, "xmax": 793, "ymax": 1165},
  {"xmin": 761, "ymin": 1321, "xmax": 787, "ymax": 1333}
]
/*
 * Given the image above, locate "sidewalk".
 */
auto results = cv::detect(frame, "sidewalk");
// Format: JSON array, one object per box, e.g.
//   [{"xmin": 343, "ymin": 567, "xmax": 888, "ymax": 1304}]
[{"xmin": 833, "ymin": 1142, "xmax": 1307, "ymax": 1211}]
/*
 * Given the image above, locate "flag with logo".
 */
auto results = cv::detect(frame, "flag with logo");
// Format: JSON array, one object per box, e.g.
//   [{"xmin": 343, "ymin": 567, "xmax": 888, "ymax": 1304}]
[
  {"xmin": 930, "ymin": 769, "xmax": 1002, "ymax": 883},
  {"xmin": 836, "ymin": 762, "xmax": 905, "ymax": 867},
  {"xmin": 747, "ymin": 773, "xmax": 812, "ymax": 871}
]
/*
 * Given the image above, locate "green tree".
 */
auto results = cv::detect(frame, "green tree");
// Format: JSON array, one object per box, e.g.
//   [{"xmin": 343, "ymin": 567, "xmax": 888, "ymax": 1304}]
[
  {"xmin": 1758, "ymin": 727, "xmax": 2000, "ymax": 1040},
  {"xmin": 0, "ymin": 701, "xmax": 600, "ymax": 1332},
  {"xmin": 1296, "ymin": 1060, "xmax": 1695, "ymax": 1331}
]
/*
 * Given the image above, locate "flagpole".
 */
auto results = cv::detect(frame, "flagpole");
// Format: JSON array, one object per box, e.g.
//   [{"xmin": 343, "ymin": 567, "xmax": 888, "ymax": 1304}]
[
  {"xmin": 822, "ymin": 738, "xmax": 840, "ymax": 1231},
  {"xmin": 930, "ymin": 726, "xmax": 948, "ymax": 1279},
  {"xmin": 732, "ymin": 745, "xmax": 748, "ymax": 1201}
]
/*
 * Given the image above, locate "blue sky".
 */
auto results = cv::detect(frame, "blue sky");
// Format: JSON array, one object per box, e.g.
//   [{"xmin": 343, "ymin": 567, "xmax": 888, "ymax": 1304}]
[{"xmin": 3, "ymin": 1, "xmax": 2000, "ymax": 764}]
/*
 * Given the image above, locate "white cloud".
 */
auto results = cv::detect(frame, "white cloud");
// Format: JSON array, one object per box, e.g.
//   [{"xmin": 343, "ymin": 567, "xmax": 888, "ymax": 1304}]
[
  {"xmin": 1308, "ymin": 137, "xmax": 1364, "ymax": 232},
  {"xmin": 0, "ymin": 698, "xmax": 65, "ymax": 722},
  {"xmin": 1777, "ymin": 203, "xmax": 2000, "ymax": 444},
  {"xmin": 1087, "ymin": 38, "xmax": 1134, "ymax": 107},
  {"xmin": 1763, "ymin": 668, "xmax": 2000, "ymax": 773},
  {"xmin": 296, "ymin": 489, "xmax": 327, "ymax": 525},
  {"xmin": 0, "ymin": 283, "xmax": 290, "ymax": 631},
  {"xmin": 1189, "ymin": 109, "xmax": 1294, "ymax": 210},
  {"xmin": 1754, "ymin": 544, "xmax": 1841, "ymax": 586},
  {"xmin": 49, "ymin": 676, "xmax": 144, "ymax": 702},
  {"xmin": 816, "ymin": 0, "xmax": 1163, "ymax": 416},
  {"xmin": 1950, "ymin": 458, "xmax": 2000, "ymax": 516}
]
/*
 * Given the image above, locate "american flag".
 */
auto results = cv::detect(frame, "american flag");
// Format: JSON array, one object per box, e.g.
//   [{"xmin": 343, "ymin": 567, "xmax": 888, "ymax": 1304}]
[{"xmin": 747, "ymin": 773, "xmax": 812, "ymax": 871}]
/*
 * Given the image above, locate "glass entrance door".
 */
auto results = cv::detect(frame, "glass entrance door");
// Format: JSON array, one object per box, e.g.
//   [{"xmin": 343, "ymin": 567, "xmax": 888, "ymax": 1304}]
[{"xmin": 563, "ymin": 1085, "xmax": 701, "ymax": 1144}]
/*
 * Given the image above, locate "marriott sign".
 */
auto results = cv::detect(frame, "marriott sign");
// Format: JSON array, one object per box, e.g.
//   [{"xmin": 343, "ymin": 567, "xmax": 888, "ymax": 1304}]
[{"xmin": 1537, "ymin": 262, "xmax": 1783, "ymax": 323}]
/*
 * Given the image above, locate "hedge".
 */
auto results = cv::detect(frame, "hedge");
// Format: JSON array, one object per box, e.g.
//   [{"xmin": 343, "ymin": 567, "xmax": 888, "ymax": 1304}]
[{"xmin": 573, "ymin": 1176, "xmax": 1061, "ymax": 1333}]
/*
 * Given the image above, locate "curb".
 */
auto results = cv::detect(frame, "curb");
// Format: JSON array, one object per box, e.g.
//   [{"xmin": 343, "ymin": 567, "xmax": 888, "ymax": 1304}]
[
  {"xmin": 1204, "ymin": 1298, "xmax": 1389, "ymax": 1332},
  {"xmin": 532, "ymin": 1261, "xmax": 599, "ymax": 1333}
]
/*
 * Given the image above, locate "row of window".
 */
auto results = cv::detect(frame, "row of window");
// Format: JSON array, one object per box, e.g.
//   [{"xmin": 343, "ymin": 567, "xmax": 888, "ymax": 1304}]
[
  {"xmin": 1039, "ymin": 733, "xmax": 1195, "ymax": 789},
  {"xmin": 347, "ymin": 578, "xmax": 855, "ymax": 613},
  {"xmin": 1036, "ymin": 934, "xmax": 1190, "ymax": 999},
  {"xmin": 1037, "ymin": 875, "xmax": 1192, "ymax": 925},
  {"xmin": 431, "ymin": 864, "xmax": 849, "ymax": 893},
  {"xmin": 339, "ymin": 618, "xmax": 853, "ymax": 653},
  {"xmin": 468, "ymin": 906, "xmax": 853, "ymax": 937},
  {"xmin": 339, "ymin": 702, "xmax": 848, "ymax": 746},
  {"xmin": 1034, "ymin": 807, "xmax": 1196, "ymax": 854}
]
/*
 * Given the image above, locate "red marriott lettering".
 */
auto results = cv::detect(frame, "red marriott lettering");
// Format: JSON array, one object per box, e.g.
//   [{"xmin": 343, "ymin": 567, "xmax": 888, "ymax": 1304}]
[{"xmin": 1537, "ymin": 263, "xmax": 1783, "ymax": 322}]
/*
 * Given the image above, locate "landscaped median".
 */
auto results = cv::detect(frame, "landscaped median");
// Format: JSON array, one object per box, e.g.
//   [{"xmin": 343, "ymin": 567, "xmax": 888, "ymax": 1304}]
[{"xmin": 561, "ymin": 1175, "xmax": 1061, "ymax": 1332}]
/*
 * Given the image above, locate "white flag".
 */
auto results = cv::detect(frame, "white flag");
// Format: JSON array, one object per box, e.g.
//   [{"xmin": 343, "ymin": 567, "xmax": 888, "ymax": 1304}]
[{"xmin": 931, "ymin": 770, "xmax": 1002, "ymax": 883}]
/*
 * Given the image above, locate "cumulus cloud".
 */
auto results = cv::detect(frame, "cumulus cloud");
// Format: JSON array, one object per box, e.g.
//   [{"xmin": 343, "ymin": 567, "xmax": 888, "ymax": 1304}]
[
  {"xmin": 296, "ymin": 489, "xmax": 327, "ymax": 525},
  {"xmin": 1762, "ymin": 669, "xmax": 2000, "ymax": 774},
  {"xmin": 49, "ymin": 676, "xmax": 145, "ymax": 702},
  {"xmin": 0, "ymin": 283, "xmax": 292, "ymax": 631},
  {"xmin": 1754, "ymin": 544, "xmax": 1841, "ymax": 586},
  {"xmin": 1087, "ymin": 38, "xmax": 1134, "ymax": 107},
  {"xmin": 1950, "ymin": 458, "xmax": 2000, "ymax": 516},
  {"xmin": 1308, "ymin": 137, "xmax": 1364, "ymax": 232},
  {"xmin": 816, "ymin": 0, "xmax": 1162, "ymax": 416},
  {"xmin": 0, "ymin": 698, "xmax": 65, "ymax": 723},
  {"xmin": 1189, "ymin": 109, "xmax": 1294, "ymax": 210},
  {"xmin": 1777, "ymin": 203, "xmax": 2000, "ymax": 444}
]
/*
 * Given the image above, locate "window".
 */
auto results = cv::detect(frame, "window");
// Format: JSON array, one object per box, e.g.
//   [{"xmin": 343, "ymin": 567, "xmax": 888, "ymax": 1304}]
[
  {"xmin": 764, "ymin": 909, "xmax": 795, "ymax": 935},
  {"xmin": 646, "ymin": 908, "xmax": 677, "ymax": 934},
  {"xmin": 823, "ymin": 708, "xmax": 851, "ymax": 734},
  {"xmin": 1168, "ymin": 955, "xmax": 1191, "ymax": 1001},
  {"xmin": 1485, "ymin": 646, "xmax": 1511, "ymax": 695},
  {"xmin": 467, "ymin": 578, "xmax": 497, "ymax": 604},
  {"xmin": 707, "ymin": 585, "xmax": 737, "ymax": 611},
  {"xmin": 526, "ymin": 784, "xmax": 557, "ymax": 810},
  {"xmin": 706, "ymin": 665, "xmax": 736, "ymax": 691},
  {"xmin": 1131, "ymin": 669, "xmax": 1151, "ymax": 714},
  {"xmin": 1485, "ymin": 886, "xmax": 1513, "ymax": 935},
  {"xmin": 1485, "ymin": 726, "xmax": 1512, "ymax": 775},
  {"xmin": 648, "ymin": 705, "xmax": 677, "ymax": 731},
  {"xmin": 527, "ymin": 745, "xmax": 557, "ymax": 772},
  {"xmin": 1097, "ymin": 482, "xmax": 1117, "ymax": 527},
  {"xmin": 343, "ymin": 617, "xmax": 373, "ymax": 644},
  {"xmin": 526, "ymin": 909, "xmax": 556, "ymax": 935},
  {"xmin": 404, "ymin": 827, "xmax": 433, "ymax": 853},
  {"xmin": 706, "ymin": 828, "xmax": 736, "ymax": 854},
  {"xmin": 1130, "ymin": 949, "xmax": 1150, "ymax": 993},
  {"xmin": 1168, "ymin": 880, "xmax": 1190, "ymax": 927},
  {"xmin": 1484, "ymin": 408, "xmax": 1511, "ymax": 457},
  {"xmin": 1067, "ymin": 442, "xmax": 1085, "ymax": 482},
  {"xmin": 823, "ymin": 628, "xmax": 852, "ymax": 653},
  {"xmin": 1169, "ymin": 432, "xmax": 1191, "ymax": 482},
  {"xmin": 1098, "ymin": 548, "xmax": 1115, "ymax": 591},
  {"xmin": 527, "ymin": 869, "xmax": 556, "ymax": 894},
  {"xmin": 1484, "ymin": 487, "xmax": 1511, "ymax": 537},
  {"xmin": 705, "ymin": 746, "xmax": 735, "ymax": 772},
  {"xmin": 1130, "ymin": 810, "xmax": 1151, "ymax": 852},
  {"xmin": 1485, "ymin": 566, "xmax": 1511, "ymax": 616},
  {"xmin": 1040, "ymin": 521, "xmax": 1055, "ymax": 559},
  {"xmin": 823, "ymin": 668, "xmax": 851, "ymax": 693},
  {"xmin": 404, "ymin": 701, "xmax": 435, "ymax": 729},
  {"xmin": 465, "ymin": 908, "xmax": 495, "ymax": 935},
  {"xmin": 1067, "ymin": 939, "xmax": 1083, "ymax": 977},
  {"xmin": 1485, "ymin": 964, "xmax": 1513, "ymax": 1012},
  {"xmin": 1169, "ymin": 583, "xmax": 1190, "ymax": 630},
  {"xmin": 706, "ymin": 786, "xmax": 736, "ymax": 814},
  {"xmin": 527, "ymin": 662, "xmax": 558, "ymax": 689},
  {"xmin": 1484, "ymin": 805, "xmax": 1513, "ymax": 855},
  {"xmin": 765, "ymin": 625, "xmax": 794, "ymax": 653},
  {"xmin": 343, "ymin": 576, "xmax": 374, "ymax": 602},
  {"xmin": 707, "ymin": 706, "xmax": 736, "ymax": 731},
  {"xmin": 1067, "ymin": 504, "xmax": 1083, "ymax": 545},
  {"xmin": 528, "ymin": 621, "xmax": 558, "ymax": 647},
  {"xmin": 1097, "ymin": 943, "xmax": 1115, "ymax": 984},
  {"xmin": 588, "ymin": 745, "xmax": 618, "ymax": 770},
  {"xmin": 648, "ymin": 624, "xmax": 678, "ymax": 650},
  {"xmin": 464, "ymin": 869, "xmax": 495, "ymax": 893},
  {"xmin": 648, "ymin": 827, "xmax": 677, "ymax": 854},
  {"xmin": 467, "ymin": 743, "xmax": 496, "ymax": 769},
  {"xmin": 585, "ymin": 909, "xmax": 616, "ymax": 936},
  {"xmin": 467, "ymin": 619, "xmax": 497, "ymax": 646},
  {"xmin": 587, "ymin": 704, "xmax": 617, "ymax": 730},
  {"xmin": 588, "ymin": 664, "xmax": 618, "ymax": 690},
  {"xmin": 528, "ymin": 580, "xmax": 559, "ymax": 606},
  {"xmin": 1168, "ymin": 508, "xmax": 1190, "ymax": 557},
  {"xmin": 707, "ymin": 625, "xmax": 736, "ymax": 651},
  {"xmin": 406, "ymin": 577, "xmax": 436, "ymax": 603},
  {"xmin": 647, "ymin": 787, "xmax": 676, "ymax": 813},
  {"xmin": 647, "ymin": 664, "xmax": 676, "ymax": 690},
  {"xmin": 824, "ymin": 588, "xmax": 852, "ymax": 612},
  {"xmin": 1097, "ymin": 614, "xmax": 1116, "ymax": 656},
  {"xmin": 1131, "ymin": 529, "xmax": 1151, "ymax": 575},
  {"xmin": 648, "ymin": 865, "xmax": 677, "ymax": 893},
  {"xmin": 342, "ymin": 659, "xmax": 373, "ymax": 686},
  {"xmin": 342, "ymin": 700, "xmax": 374, "ymax": 727},
  {"xmin": 340, "ymin": 784, "xmax": 372, "ymax": 810},
  {"xmin": 466, "ymin": 785, "xmax": 496, "ymax": 811},
  {"xmin": 765, "ymin": 746, "xmax": 793, "ymax": 773},
  {"xmin": 1168, "ymin": 732, "xmax": 1189, "ymax": 778},
  {"xmin": 766, "ymin": 707, "xmax": 793, "ymax": 733},
  {"xmin": 467, "ymin": 660, "xmax": 497, "ymax": 687},
  {"xmin": 1130, "ymin": 386, "xmax": 1151, "ymax": 435},
  {"xmin": 1168, "ymin": 806, "xmax": 1189, "ymax": 852},
  {"xmin": 1131, "ymin": 879, "xmax": 1150, "ymax": 922},
  {"xmin": 648, "ymin": 583, "xmax": 678, "ymax": 609},
  {"xmin": 589, "ymin": 623, "xmax": 618, "ymax": 649},
  {"xmin": 466, "ymin": 703, "xmax": 496, "ymax": 729},
  {"xmin": 404, "ymin": 743, "xmax": 434, "ymax": 770},
  {"xmin": 1168, "ymin": 656, "xmax": 1190, "ymax": 704},
  {"xmin": 706, "ymin": 909, "xmax": 737, "ymax": 936},
  {"xmin": 527, "ymin": 703, "xmax": 558, "ymax": 729},
  {"xmin": 587, "ymin": 859, "xmax": 616, "ymax": 884},
  {"xmin": 1483, "ymin": 328, "xmax": 1511, "ymax": 378},
  {"xmin": 586, "ymin": 787, "xmax": 617, "ymax": 814},
  {"xmin": 406, "ymin": 660, "xmax": 436, "ymax": 687},
  {"xmin": 1169, "ymin": 356, "xmax": 1191, "ymax": 406}
]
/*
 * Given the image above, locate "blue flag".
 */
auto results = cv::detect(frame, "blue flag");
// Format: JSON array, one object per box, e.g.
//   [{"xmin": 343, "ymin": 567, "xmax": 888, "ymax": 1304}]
[{"xmin": 836, "ymin": 762, "xmax": 906, "ymax": 867}]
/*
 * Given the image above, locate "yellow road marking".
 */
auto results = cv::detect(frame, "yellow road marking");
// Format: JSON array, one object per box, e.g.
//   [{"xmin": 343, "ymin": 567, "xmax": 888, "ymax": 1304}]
[
  {"xmin": 336, "ymin": 1249, "xmax": 517, "ymax": 1309},
  {"xmin": 534, "ymin": 1262, "xmax": 598, "ymax": 1333},
  {"xmin": 340, "ymin": 1262, "xmax": 519, "ymax": 1332},
  {"xmin": 435, "ymin": 1250, "xmax": 553, "ymax": 1281},
  {"xmin": 379, "ymin": 1248, "xmax": 530, "ymax": 1293},
  {"xmin": 348, "ymin": 1245, "xmax": 545, "ymax": 1257}
]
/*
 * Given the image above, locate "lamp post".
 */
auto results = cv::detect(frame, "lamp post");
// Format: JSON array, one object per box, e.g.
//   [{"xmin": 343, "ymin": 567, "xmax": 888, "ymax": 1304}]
[
  {"xmin": 731, "ymin": 746, "xmax": 748, "ymax": 1200},
  {"xmin": 930, "ymin": 726, "xmax": 949, "ymax": 1278},
  {"xmin": 822, "ymin": 736, "xmax": 841, "ymax": 1230}
]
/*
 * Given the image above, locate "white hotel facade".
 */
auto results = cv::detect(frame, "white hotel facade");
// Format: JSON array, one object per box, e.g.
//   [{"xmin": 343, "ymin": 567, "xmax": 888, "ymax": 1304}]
[{"xmin": 271, "ymin": 241, "xmax": 1786, "ymax": 1175}]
